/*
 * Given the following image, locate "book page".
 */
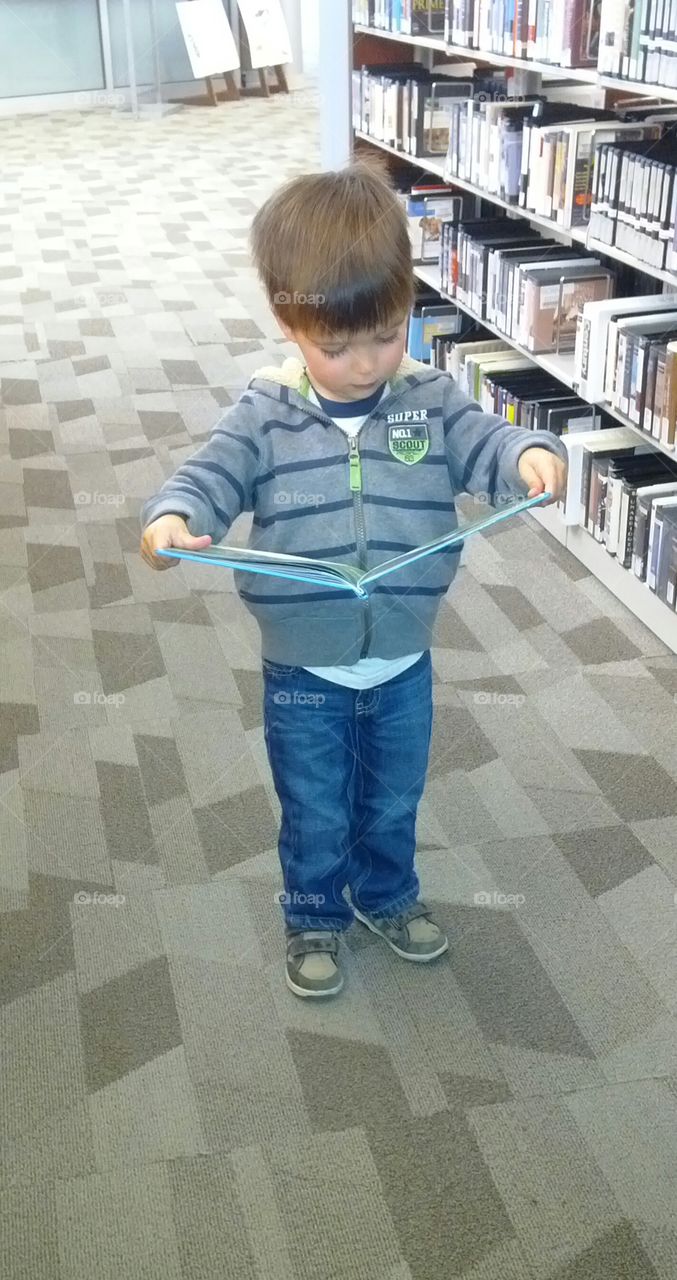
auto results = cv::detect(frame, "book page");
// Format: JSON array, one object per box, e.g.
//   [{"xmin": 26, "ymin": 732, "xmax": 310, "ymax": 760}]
[{"xmin": 359, "ymin": 493, "xmax": 550, "ymax": 588}]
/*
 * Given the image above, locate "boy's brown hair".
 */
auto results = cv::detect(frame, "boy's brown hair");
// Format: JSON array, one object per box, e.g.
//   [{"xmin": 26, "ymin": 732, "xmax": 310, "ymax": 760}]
[{"xmin": 250, "ymin": 156, "xmax": 415, "ymax": 342}]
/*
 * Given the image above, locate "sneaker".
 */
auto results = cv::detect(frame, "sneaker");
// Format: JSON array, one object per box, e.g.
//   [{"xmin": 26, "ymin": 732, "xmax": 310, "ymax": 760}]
[
  {"xmin": 353, "ymin": 900, "xmax": 448, "ymax": 962},
  {"xmin": 285, "ymin": 929, "xmax": 344, "ymax": 998}
]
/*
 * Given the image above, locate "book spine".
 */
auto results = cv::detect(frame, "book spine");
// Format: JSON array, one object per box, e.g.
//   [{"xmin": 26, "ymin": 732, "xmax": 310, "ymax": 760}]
[
  {"xmin": 662, "ymin": 347, "xmax": 677, "ymax": 449},
  {"xmin": 632, "ymin": 495, "xmax": 652, "ymax": 578},
  {"xmin": 643, "ymin": 344, "xmax": 660, "ymax": 436},
  {"xmin": 622, "ymin": 488, "xmax": 639, "ymax": 568},
  {"xmin": 653, "ymin": 348, "xmax": 668, "ymax": 440},
  {"xmin": 666, "ymin": 528, "xmax": 677, "ymax": 608},
  {"xmin": 647, "ymin": 507, "xmax": 665, "ymax": 591}
]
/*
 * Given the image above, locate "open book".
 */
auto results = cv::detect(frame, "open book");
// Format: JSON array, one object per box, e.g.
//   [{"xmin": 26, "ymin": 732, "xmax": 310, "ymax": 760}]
[{"xmin": 156, "ymin": 493, "xmax": 550, "ymax": 598}]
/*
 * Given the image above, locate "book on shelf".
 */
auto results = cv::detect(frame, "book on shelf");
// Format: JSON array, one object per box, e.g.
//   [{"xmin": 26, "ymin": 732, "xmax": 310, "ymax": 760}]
[
  {"xmin": 438, "ymin": 340, "xmax": 600, "ymax": 490},
  {"xmin": 564, "ymin": 431, "xmax": 677, "ymax": 605},
  {"xmin": 352, "ymin": 62, "xmax": 426, "ymax": 139},
  {"xmin": 443, "ymin": 0, "xmax": 602, "ymax": 65},
  {"xmin": 353, "ymin": 63, "xmax": 506, "ymax": 155},
  {"xmin": 520, "ymin": 262, "xmax": 614, "ymax": 353},
  {"xmin": 441, "ymin": 217, "xmax": 615, "ymax": 353},
  {"xmin": 356, "ymin": 0, "xmax": 451, "ymax": 37},
  {"xmin": 606, "ymin": 314, "xmax": 677, "ymax": 444},
  {"xmin": 157, "ymin": 492, "xmax": 551, "ymax": 595},
  {"xmin": 647, "ymin": 498, "xmax": 677, "ymax": 600},
  {"xmin": 408, "ymin": 298, "xmax": 464, "ymax": 359},
  {"xmin": 632, "ymin": 484, "xmax": 677, "ymax": 579},
  {"xmin": 563, "ymin": 427, "xmax": 637, "ymax": 525},
  {"xmin": 588, "ymin": 133, "xmax": 677, "ymax": 274},
  {"xmin": 442, "ymin": 95, "xmax": 668, "ymax": 232},
  {"xmin": 574, "ymin": 293, "xmax": 677, "ymax": 402},
  {"xmin": 403, "ymin": 183, "xmax": 464, "ymax": 261},
  {"xmin": 600, "ymin": 453, "xmax": 677, "ymax": 557},
  {"xmin": 412, "ymin": 0, "xmax": 446, "ymax": 34},
  {"xmin": 598, "ymin": 0, "xmax": 677, "ymax": 89},
  {"xmin": 411, "ymin": 76, "xmax": 475, "ymax": 155}
]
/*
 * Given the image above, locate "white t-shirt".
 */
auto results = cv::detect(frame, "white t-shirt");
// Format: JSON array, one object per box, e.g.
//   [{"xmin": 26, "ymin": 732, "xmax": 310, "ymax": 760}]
[{"xmin": 302, "ymin": 382, "xmax": 422, "ymax": 690}]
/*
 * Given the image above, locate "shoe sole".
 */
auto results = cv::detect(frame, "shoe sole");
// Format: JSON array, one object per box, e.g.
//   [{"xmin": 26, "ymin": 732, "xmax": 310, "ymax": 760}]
[
  {"xmin": 286, "ymin": 970, "xmax": 344, "ymax": 998},
  {"xmin": 353, "ymin": 908, "xmax": 449, "ymax": 961}
]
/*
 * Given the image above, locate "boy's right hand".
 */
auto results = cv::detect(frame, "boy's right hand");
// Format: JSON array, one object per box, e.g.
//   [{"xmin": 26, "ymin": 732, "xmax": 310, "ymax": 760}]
[{"xmin": 141, "ymin": 514, "xmax": 212, "ymax": 570}]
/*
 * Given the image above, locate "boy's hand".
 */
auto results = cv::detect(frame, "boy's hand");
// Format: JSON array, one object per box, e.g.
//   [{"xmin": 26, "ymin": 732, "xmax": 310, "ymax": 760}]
[
  {"xmin": 518, "ymin": 447, "xmax": 568, "ymax": 505},
  {"xmin": 141, "ymin": 514, "xmax": 212, "ymax": 570}
]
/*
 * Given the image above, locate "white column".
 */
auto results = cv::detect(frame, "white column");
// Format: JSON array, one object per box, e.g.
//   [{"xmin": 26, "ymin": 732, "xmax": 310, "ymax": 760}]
[{"xmin": 318, "ymin": 0, "xmax": 352, "ymax": 171}]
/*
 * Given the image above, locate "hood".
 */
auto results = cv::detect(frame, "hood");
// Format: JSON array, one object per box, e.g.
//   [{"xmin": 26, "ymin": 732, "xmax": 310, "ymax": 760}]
[{"xmin": 247, "ymin": 353, "xmax": 445, "ymax": 404}]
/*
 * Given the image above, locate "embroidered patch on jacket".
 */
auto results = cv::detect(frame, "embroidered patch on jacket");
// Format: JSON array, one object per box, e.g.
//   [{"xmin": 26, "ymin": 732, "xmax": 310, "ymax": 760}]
[{"xmin": 386, "ymin": 415, "xmax": 430, "ymax": 465}]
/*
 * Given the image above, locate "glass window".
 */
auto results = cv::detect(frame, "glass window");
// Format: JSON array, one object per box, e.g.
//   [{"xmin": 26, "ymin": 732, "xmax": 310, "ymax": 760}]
[
  {"xmin": 0, "ymin": 0, "xmax": 105, "ymax": 98},
  {"xmin": 108, "ymin": 0, "xmax": 196, "ymax": 88}
]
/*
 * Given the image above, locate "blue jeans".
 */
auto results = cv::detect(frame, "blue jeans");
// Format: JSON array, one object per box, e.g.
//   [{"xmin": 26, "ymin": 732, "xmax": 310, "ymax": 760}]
[{"xmin": 262, "ymin": 651, "xmax": 433, "ymax": 932}]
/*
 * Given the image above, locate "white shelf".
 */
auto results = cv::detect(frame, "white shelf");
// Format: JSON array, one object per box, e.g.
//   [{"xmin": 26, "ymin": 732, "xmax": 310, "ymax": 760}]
[
  {"xmin": 353, "ymin": 26, "xmax": 677, "ymax": 99},
  {"xmin": 451, "ymin": 49, "xmax": 599, "ymax": 81},
  {"xmin": 567, "ymin": 526, "xmax": 677, "ymax": 651},
  {"xmin": 355, "ymin": 129, "xmax": 447, "ymax": 177},
  {"xmin": 440, "ymin": 169, "xmax": 589, "ymax": 245},
  {"xmin": 586, "ymin": 236, "xmax": 677, "ymax": 290},
  {"xmin": 526, "ymin": 512, "xmax": 677, "ymax": 651},
  {"xmin": 353, "ymin": 25, "xmax": 599, "ymax": 80},
  {"xmin": 354, "ymin": 23, "xmax": 447, "ymax": 52},
  {"xmin": 598, "ymin": 74, "xmax": 677, "ymax": 104},
  {"xmin": 588, "ymin": 401, "xmax": 677, "ymax": 460}
]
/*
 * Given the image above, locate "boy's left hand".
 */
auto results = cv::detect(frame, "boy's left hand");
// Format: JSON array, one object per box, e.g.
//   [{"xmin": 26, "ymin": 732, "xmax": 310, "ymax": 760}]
[{"xmin": 518, "ymin": 447, "xmax": 568, "ymax": 505}]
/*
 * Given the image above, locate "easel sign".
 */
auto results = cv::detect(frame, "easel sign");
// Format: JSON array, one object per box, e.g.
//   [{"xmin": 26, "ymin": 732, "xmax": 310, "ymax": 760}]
[
  {"xmin": 235, "ymin": 0, "xmax": 292, "ymax": 69},
  {"xmin": 176, "ymin": 0, "xmax": 240, "ymax": 80}
]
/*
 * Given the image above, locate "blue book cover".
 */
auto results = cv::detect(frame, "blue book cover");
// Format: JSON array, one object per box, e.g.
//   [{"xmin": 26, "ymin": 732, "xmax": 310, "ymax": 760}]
[{"xmin": 407, "ymin": 309, "xmax": 425, "ymax": 361}]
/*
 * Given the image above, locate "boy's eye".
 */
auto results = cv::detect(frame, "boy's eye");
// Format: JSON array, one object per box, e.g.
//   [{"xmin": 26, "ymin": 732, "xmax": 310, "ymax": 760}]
[
  {"xmin": 322, "ymin": 348, "xmax": 346, "ymax": 359},
  {"xmin": 378, "ymin": 333, "xmax": 399, "ymax": 345}
]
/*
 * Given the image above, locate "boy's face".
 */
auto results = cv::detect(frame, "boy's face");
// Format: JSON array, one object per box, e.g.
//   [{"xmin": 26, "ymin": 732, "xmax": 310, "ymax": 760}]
[{"xmin": 278, "ymin": 316, "xmax": 409, "ymax": 403}]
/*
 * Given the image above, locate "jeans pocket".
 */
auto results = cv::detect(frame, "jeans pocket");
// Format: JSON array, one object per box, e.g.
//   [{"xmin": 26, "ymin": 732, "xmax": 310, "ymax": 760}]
[{"xmin": 262, "ymin": 659, "xmax": 299, "ymax": 679}]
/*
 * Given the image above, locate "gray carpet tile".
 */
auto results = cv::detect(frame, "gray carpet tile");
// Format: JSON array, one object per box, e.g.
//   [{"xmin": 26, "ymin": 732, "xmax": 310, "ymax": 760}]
[{"xmin": 2, "ymin": 96, "xmax": 677, "ymax": 1280}]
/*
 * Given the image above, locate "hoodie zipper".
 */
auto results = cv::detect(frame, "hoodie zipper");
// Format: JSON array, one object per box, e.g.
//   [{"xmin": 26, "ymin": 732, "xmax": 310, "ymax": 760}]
[
  {"xmin": 254, "ymin": 376, "xmax": 427, "ymax": 660},
  {"xmin": 347, "ymin": 435, "xmax": 372, "ymax": 659}
]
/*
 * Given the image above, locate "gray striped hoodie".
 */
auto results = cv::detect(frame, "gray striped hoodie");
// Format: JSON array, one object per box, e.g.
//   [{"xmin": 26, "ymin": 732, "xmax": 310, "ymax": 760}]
[{"xmin": 140, "ymin": 353, "xmax": 567, "ymax": 665}]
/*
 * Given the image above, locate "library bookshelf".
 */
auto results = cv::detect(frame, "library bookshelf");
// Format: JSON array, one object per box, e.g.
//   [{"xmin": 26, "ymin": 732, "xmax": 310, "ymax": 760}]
[{"xmin": 351, "ymin": 15, "xmax": 677, "ymax": 652}]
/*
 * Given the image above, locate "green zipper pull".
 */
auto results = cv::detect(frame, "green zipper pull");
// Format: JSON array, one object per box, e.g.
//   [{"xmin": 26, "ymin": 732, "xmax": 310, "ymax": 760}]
[{"xmin": 349, "ymin": 439, "xmax": 362, "ymax": 493}]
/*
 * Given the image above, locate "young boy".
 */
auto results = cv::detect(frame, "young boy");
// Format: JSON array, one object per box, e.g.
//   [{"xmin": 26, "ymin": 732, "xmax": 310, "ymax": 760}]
[{"xmin": 140, "ymin": 160, "xmax": 568, "ymax": 999}]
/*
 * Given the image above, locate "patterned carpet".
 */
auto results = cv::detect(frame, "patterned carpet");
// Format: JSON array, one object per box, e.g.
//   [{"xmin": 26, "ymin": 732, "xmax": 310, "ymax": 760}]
[{"xmin": 2, "ymin": 96, "xmax": 677, "ymax": 1280}]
